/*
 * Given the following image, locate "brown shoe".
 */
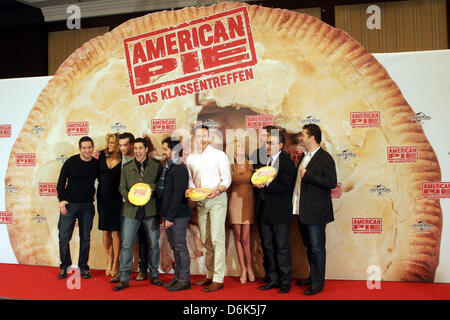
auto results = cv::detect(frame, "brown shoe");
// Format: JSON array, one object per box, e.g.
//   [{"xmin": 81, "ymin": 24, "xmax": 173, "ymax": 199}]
[
  {"xmin": 204, "ymin": 281, "xmax": 223, "ymax": 292},
  {"xmin": 193, "ymin": 278, "xmax": 213, "ymax": 286}
]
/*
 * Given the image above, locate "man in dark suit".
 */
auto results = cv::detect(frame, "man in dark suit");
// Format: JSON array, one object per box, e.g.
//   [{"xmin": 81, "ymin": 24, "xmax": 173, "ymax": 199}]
[
  {"xmin": 293, "ymin": 124, "xmax": 337, "ymax": 295},
  {"xmin": 157, "ymin": 137, "xmax": 192, "ymax": 292},
  {"xmin": 255, "ymin": 128, "xmax": 296, "ymax": 293}
]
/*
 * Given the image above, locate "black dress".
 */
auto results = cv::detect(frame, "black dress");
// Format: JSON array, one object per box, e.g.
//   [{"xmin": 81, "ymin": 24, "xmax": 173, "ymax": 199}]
[{"xmin": 97, "ymin": 152, "xmax": 122, "ymax": 231}]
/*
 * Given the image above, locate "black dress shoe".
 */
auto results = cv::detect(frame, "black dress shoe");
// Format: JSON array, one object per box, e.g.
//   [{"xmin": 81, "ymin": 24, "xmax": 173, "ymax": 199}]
[
  {"xmin": 297, "ymin": 278, "xmax": 311, "ymax": 286},
  {"xmin": 58, "ymin": 269, "xmax": 67, "ymax": 279},
  {"xmin": 168, "ymin": 281, "xmax": 191, "ymax": 292},
  {"xmin": 113, "ymin": 281, "xmax": 129, "ymax": 291},
  {"xmin": 151, "ymin": 277, "xmax": 163, "ymax": 286},
  {"xmin": 81, "ymin": 270, "xmax": 91, "ymax": 279},
  {"xmin": 258, "ymin": 282, "xmax": 279, "ymax": 290},
  {"xmin": 163, "ymin": 278, "xmax": 178, "ymax": 288},
  {"xmin": 304, "ymin": 286, "xmax": 323, "ymax": 295},
  {"xmin": 279, "ymin": 286, "xmax": 291, "ymax": 294}
]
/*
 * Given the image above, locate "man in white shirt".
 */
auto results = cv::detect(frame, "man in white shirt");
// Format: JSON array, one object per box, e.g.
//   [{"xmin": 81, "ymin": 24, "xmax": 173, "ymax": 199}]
[{"xmin": 185, "ymin": 125, "xmax": 231, "ymax": 292}]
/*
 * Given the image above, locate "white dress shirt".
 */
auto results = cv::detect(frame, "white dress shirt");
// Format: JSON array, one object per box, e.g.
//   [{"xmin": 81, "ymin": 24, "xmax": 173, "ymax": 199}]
[
  {"xmin": 292, "ymin": 146, "xmax": 320, "ymax": 215},
  {"xmin": 186, "ymin": 144, "xmax": 232, "ymax": 190}
]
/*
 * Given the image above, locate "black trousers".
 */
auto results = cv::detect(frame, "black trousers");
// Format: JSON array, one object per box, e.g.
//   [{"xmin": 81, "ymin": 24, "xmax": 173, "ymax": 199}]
[
  {"xmin": 58, "ymin": 202, "xmax": 95, "ymax": 271},
  {"xmin": 298, "ymin": 221, "xmax": 327, "ymax": 288},
  {"xmin": 258, "ymin": 214, "xmax": 292, "ymax": 286}
]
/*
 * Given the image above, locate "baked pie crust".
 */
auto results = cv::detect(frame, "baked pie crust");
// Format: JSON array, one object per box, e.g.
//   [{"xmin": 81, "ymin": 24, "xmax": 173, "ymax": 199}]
[{"xmin": 5, "ymin": 2, "xmax": 441, "ymax": 281}]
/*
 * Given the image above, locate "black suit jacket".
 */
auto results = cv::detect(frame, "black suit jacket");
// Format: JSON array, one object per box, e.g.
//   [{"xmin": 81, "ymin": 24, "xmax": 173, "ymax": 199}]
[
  {"xmin": 160, "ymin": 163, "xmax": 191, "ymax": 222},
  {"xmin": 297, "ymin": 147, "xmax": 337, "ymax": 225},
  {"xmin": 256, "ymin": 151, "xmax": 296, "ymax": 224}
]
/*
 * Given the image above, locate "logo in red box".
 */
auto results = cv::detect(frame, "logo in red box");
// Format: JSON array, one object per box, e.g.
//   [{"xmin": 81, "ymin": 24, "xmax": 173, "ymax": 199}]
[
  {"xmin": 16, "ymin": 153, "xmax": 36, "ymax": 167},
  {"xmin": 124, "ymin": 6, "xmax": 257, "ymax": 96},
  {"xmin": 66, "ymin": 121, "xmax": 89, "ymax": 136},
  {"xmin": 39, "ymin": 183, "xmax": 57, "ymax": 196},
  {"xmin": 422, "ymin": 182, "xmax": 450, "ymax": 199},
  {"xmin": 286, "ymin": 147, "xmax": 305, "ymax": 166},
  {"xmin": 151, "ymin": 118, "xmax": 176, "ymax": 133},
  {"xmin": 331, "ymin": 183, "xmax": 342, "ymax": 199},
  {"xmin": 0, "ymin": 211, "xmax": 13, "ymax": 224},
  {"xmin": 350, "ymin": 111, "xmax": 380, "ymax": 128},
  {"xmin": 0, "ymin": 124, "xmax": 12, "ymax": 138},
  {"xmin": 387, "ymin": 146, "xmax": 418, "ymax": 163},
  {"xmin": 245, "ymin": 115, "xmax": 274, "ymax": 129},
  {"xmin": 352, "ymin": 218, "xmax": 382, "ymax": 234}
]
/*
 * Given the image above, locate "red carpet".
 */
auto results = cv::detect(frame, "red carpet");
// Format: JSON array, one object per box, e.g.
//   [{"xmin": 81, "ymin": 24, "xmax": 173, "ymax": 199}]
[{"xmin": 0, "ymin": 263, "xmax": 449, "ymax": 300}]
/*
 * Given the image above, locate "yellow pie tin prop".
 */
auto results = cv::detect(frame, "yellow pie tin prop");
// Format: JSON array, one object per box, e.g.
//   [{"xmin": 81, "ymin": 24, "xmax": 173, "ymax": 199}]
[
  {"xmin": 251, "ymin": 166, "xmax": 277, "ymax": 185},
  {"xmin": 187, "ymin": 188, "xmax": 214, "ymax": 201},
  {"xmin": 128, "ymin": 183, "xmax": 152, "ymax": 206}
]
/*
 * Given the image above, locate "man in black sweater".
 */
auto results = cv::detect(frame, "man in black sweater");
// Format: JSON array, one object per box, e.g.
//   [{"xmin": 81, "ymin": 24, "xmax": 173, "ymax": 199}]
[
  {"xmin": 56, "ymin": 136, "xmax": 98, "ymax": 280},
  {"xmin": 157, "ymin": 137, "xmax": 191, "ymax": 291}
]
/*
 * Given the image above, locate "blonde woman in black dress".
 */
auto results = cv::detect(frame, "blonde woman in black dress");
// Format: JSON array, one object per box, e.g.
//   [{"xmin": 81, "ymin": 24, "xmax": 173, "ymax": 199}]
[{"xmin": 97, "ymin": 133, "xmax": 122, "ymax": 278}]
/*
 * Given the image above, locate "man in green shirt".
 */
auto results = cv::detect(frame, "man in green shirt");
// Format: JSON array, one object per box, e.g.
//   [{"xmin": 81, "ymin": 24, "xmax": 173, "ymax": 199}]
[{"xmin": 113, "ymin": 137, "xmax": 163, "ymax": 291}]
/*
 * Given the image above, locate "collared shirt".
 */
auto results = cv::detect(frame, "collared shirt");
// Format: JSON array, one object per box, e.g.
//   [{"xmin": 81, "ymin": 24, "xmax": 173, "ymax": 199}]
[
  {"xmin": 122, "ymin": 154, "xmax": 135, "ymax": 168},
  {"xmin": 186, "ymin": 144, "xmax": 231, "ymax": 190},
  {"xmin": 267, "ymin": 151, "xmax": 281, "ymax": 167},
  {"xmin": 300, "ymin": 146, "xmax": 320, "ymax": 168}
]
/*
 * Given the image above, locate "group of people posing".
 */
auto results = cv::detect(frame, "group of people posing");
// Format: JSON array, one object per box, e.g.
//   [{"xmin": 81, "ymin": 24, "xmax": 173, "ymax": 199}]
[{"xmin": 56, "ymin": 123, "xmax": 337, "ymax": 295}]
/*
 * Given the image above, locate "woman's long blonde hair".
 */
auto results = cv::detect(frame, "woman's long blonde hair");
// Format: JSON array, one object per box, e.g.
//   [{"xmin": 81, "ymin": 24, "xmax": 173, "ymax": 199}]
[
  {"xmin": 104, "ymin": 133, "xmax": 121, "ymax": 158},
  {"xmin": 230, "ymin": 137, "xmax": 254, "ymax": 175}
]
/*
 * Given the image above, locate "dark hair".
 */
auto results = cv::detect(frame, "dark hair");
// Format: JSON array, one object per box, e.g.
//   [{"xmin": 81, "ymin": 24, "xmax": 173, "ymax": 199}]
[
  {"xmin": 194, "ymin": 124, "xmax": 210, "ymax": 134},
  {"xmin": 303, "ymin": 124, "xmax": 322, "ymax": 144},
  {"xmin": 118, "ymin": 132, "xmax": 135, "ymax": 144},
  {"xmin": 264, "ymin": 126, "xmax": 286, "ymax": 148},
  {"xmin": 78, "ymin": 136, "xmax": 94, "ymax": 148},
  {"xmin": 162, "ymin": 137, "xmax": 183, "ymax": 157},
  {"xmin": 134, "ymin": 137, "xmax": 149, "ymax": 149}
]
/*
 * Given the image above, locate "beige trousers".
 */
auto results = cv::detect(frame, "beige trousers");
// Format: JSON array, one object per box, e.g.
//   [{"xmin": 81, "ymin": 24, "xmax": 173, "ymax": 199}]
[{"xmin": 196, "ymin": 192, "xmax": 227, "ymax": 283}]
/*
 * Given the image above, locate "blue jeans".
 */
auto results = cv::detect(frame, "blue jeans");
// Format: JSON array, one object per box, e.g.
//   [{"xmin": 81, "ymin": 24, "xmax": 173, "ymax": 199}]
[
  {"xmin": 298, "ymin": 221, "xmax": 327, "ymax": 288},
  {"xmin": 119, "ymin": 215, "xmax": 160, "ymax": 283},
  {"xmin": 166, "ymin": 216, "xmax": 191, "ymax": 284},
  {"xmin": 58, "ymin": 202, "xmax": 95, "ymax": 271}
]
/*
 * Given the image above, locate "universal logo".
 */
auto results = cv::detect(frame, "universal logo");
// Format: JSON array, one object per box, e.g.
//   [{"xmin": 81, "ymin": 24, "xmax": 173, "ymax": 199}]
[
  {"xmin": 203, "ymin": 119, "xmax": 221, "ymax": 128},
  {"xmin": 32, "ymin": 214, "xmax": 47, "ymax": 224},
  {"xmin": 301, "ymin": 116, "xmax": 321, "ymax": 125},
  {"xmin": 56, "ymin": 155, "xmax": 69, "ymax": 164},
  {"xmin": 31, "ymin": 125, "xmax": 45, "ymax": 135},
  {"xmin": 410, "ymin": 112, "xmax": 431, "ymax": 125},
  {"xmin": 337, "ymin": 150, "xmax": 357, "ymax": 161},
  {"xmin": 111, "ymin": 122, "xmax": 127, "ymax": 132},
  {"xmin": 370, "ymin": 185, "xmax": 391, "ymax": 196},
  {"xmin": 412, "ymin": 220, "xmax": 433, "ymax": 234},
  {"xmin": 5, "ymin": 184, "xmax": 18, "ymax": 193}
]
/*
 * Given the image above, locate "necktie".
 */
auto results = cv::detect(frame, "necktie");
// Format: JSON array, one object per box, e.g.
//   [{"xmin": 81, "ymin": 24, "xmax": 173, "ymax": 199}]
[
  {"xmin": 267, "ymin": 156, "xmax": 273, "ymax": 167},
  {"xmin": 139, "ymin": 163, "xmax": 145, "ymax": 182}
]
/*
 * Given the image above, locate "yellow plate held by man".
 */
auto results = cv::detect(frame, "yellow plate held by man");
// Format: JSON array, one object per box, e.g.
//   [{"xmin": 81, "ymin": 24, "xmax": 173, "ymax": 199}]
[
  {"xmin": 128, "ymin": 183, "xmax": 152, "ymax": 206},
  {"xmin": 187, "ymin": 188, "xmax": 214, "ymax": 201},
  {"xmin": 251, "ymin": 166, "xmax": 277, "ymax": 185}
]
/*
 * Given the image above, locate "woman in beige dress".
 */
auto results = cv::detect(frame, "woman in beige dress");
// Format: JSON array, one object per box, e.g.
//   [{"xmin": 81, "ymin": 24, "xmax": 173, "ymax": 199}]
[{"xmin": 228, "ymin": 139, "xmax": 255, "ymax": 284}]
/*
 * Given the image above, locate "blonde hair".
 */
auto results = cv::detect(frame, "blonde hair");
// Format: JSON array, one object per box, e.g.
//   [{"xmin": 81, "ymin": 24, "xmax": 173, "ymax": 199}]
[
  {"xmin": 230, "ymin": 138, "xmax": 254, "ymax": 176},
  {"xmin": 104, "ymin": 133, "xmax": 121, "ymax": 158}
]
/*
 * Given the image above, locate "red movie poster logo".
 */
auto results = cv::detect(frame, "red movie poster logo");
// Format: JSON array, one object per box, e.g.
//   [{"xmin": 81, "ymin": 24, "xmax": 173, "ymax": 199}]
[
  {"xmin": 66, "ymin": 121, "xmax": 89, "ymax": 136},
  {"xmin": 387, "ymin": 146, "xmax": 418, "ymax": 163},
  {"xmin": 39, "ymin": 183, "xmax": 57, "ymax": 196},
  {"xmin": 331, "ymin": 183, "xmax": 342, "ymax": 199},
  {"xmin": 352, "ymin": 218, "xmax": 382, "ymax": 234},
  {"xmin": 151, "ymin": 118, "xmax": 176, "ymax": 133},
  {"xmin": 422, "ymin": 182, "xmax": 450, "ymax": 199},
  {"xmin": 350, "ymin": 111, "xmax": 380, "ymax": 128},
  {"xmin": 245, "ymin": 115, "xmax": 274, "ymax": 129},
  {"xmin": 0, "ymin": 211, "xmax": 13, "ymax": 224},
  {"xmin": 0, "ymin": 124, "xmax": 12, "ymax": 138},
  {"xmin": 286, "ymin": 147, "xmax": 305, "ymax": 166},
  {"xmin": 16, "ymin": 153, "xmax": 36, "ymax": 167},
  {"xmin": 124, "ymin": 7, "xmax": 257, "ymax": 103}
]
